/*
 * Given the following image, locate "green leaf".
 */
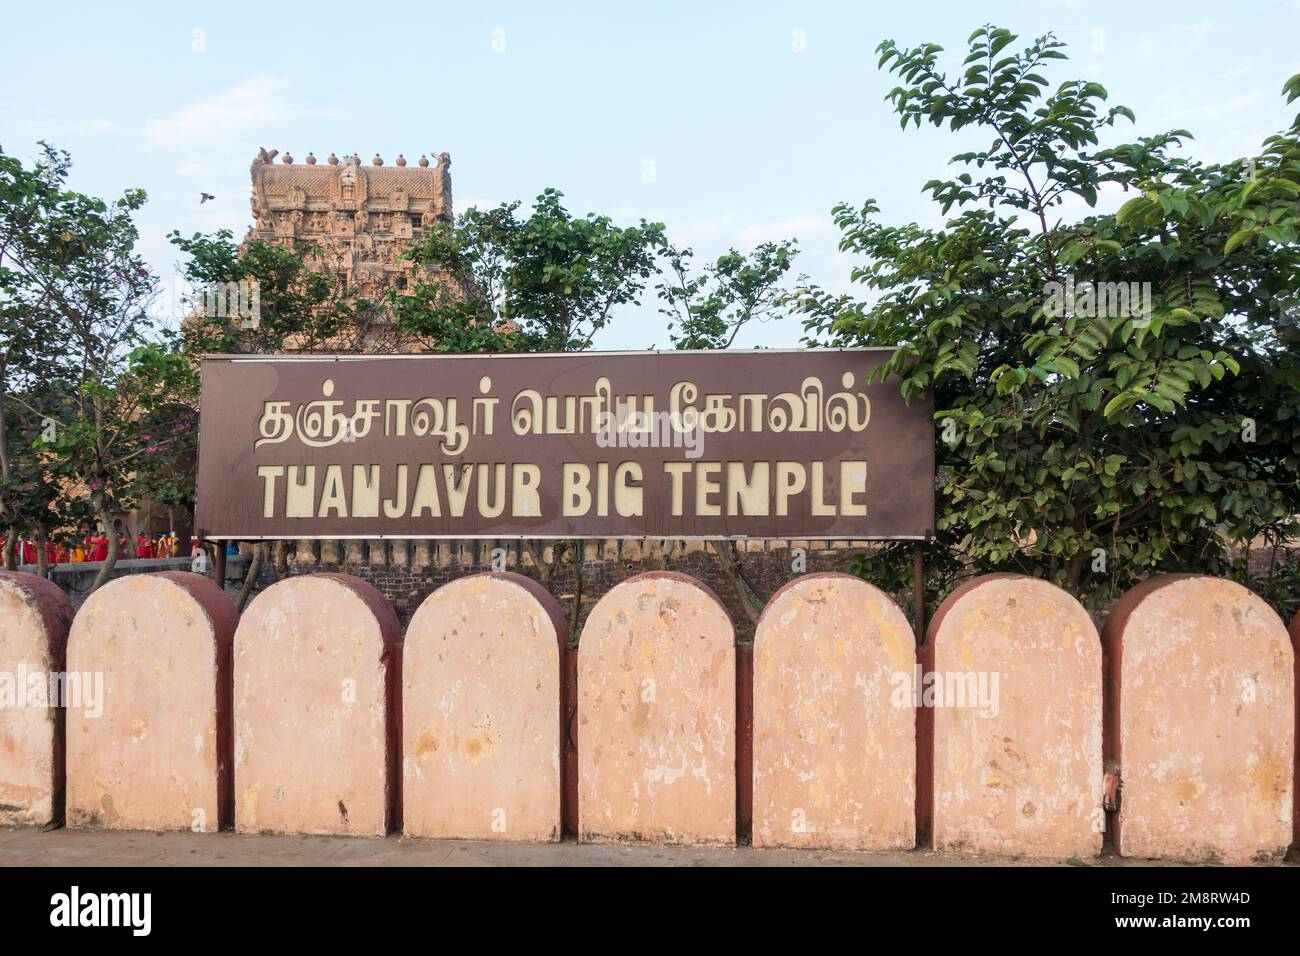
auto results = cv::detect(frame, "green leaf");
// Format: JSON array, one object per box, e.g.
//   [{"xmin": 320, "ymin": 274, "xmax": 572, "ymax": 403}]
[{"xmin": 1224, "ymin": 228, "xmax": 1254, "ymax": 253}]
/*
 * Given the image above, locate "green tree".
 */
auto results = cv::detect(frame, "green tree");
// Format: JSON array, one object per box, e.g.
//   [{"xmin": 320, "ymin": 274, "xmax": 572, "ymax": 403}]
[
  {"xmin": 797, "ymin": 26, "xmax": 1300, "ymax": 616},
  {"xmin": 170, "ymin": 228, "xmax": 402, "ymax": 356},
  {"xmin": 657, "ymin": 240, "xmax": 799, "ymax": 349},
  {"xmin": 170, "ymin": 227, "xmax": 409, "ymax": 604},
  {"xmin": 34, "ymin": 197, "xmax": 175, "ymax": 590},
  {"xmin": 0, "ymin": 145, "xmax": 189, "ymax": 589},
  {"xmin": 399, "ymin": 188, "xmax": 667, "ymax": 352},
  {"xmin": 399, "ymin": 189, "xmax": 669, "ymax": 635},
  {"xmin": 0, "ymin": 377, "xmax": 77, "ymax": 574},
  {"xmin": 0, "ymin": 144, "xmax": 75, "ymax": 568},
  {"xmin": 656, "ymin": 241, "xmax": 803, "ymax": 629}
]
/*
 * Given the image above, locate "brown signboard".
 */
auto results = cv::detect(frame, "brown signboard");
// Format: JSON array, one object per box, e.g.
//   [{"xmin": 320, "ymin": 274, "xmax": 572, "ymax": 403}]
[{"xmin": 194, "ymin": 350, "xmax": 933, "ymax": 540}]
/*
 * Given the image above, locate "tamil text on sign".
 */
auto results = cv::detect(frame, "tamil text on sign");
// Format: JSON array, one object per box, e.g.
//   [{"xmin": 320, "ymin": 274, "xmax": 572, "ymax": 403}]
[{"xmin": 194, "ymin": 350, "xmax": 934, "ymax": 540}]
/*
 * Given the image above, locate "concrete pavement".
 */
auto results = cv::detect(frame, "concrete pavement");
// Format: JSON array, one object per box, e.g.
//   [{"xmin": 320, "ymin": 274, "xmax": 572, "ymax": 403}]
[{"xmin": 4, "ymin": 826, "xmax": 1285, "ymax": 866}]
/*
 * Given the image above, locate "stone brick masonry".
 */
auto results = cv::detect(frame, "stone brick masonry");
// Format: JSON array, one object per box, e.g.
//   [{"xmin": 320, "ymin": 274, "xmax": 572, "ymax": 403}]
[{"xmin": 276, "ymin": 539, "xmax": 873, "ymax": 638}]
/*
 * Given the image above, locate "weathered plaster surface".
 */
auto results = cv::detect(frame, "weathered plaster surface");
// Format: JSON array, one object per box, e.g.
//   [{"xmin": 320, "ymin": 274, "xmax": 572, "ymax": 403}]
[
  {"xmin": 403, "ymin": 572, "xmax": 563, "ymax": 841},
  {"xmin": 67, "ymin": 573, "xmax": 233, "ymax": 831},
  {"xmin": 1110, "ymin": 576, "xmax": 1293, "ymax": 863},
  {"xmin": 0, "ymin": 574, "xmax": 73, "ymax": 826},
  {"xmin": 929, "ymin": 575, "xmax": 1103, "ymax": 858},
  {"xmin": 578, "ymin": 572, "xmax": 735, "ymax": 845},
  {"xmin": 235, "ymin": 574, "xmax": 398, "ymax": 836},
  {"xmin": 753, "ymin": 573, "xmax": 914, "ymax": 849}
]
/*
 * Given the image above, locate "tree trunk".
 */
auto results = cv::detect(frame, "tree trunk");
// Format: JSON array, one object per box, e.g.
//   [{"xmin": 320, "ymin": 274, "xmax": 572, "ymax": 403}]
[
  {"xmin": 236, "ymin": 542, "xmax": 265, "ymax": 612},
  {"xmin": 89, "ymin": 501, "xmax": 120, "ymax": 593},
  {"xmin": 525, "ymin": 539, "xmax": 557, "ymax": 589},
  {"xmin": 0, "ymin": 353, "xmax": 11, "ymax": 539},
  {"xmin": 3, "ymin": 528, "xmax": 16, "ymax": 572},
  {"xmin": 712, "ymin": 540, "xmax": 767, "ymax": 626},
  {"xmin": 567, "ymin": 539, "xmax": 584, "ymax": 645},
  {"xmin": 1063, "ymin": 550, "xmax": 1087, "ymax": 592},
  {"xmin": 35, "ymin": 525, "xmax": 48, "ymax": 577},
  {"xmin": 174, "ymin": 502, "xmax": 194, "ymax": 561}
]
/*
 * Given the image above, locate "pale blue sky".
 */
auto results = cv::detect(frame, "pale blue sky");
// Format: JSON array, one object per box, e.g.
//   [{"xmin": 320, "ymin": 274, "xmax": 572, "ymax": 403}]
[{"xmin": 3, "ymin": 1, "xmax": 1297, "ymax": 348}]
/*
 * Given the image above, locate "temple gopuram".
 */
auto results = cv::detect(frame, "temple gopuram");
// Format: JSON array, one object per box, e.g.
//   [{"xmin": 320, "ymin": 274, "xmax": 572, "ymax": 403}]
[{"xmin": 248, "ymin": 147, "xmax": 453, "ymax": 304}]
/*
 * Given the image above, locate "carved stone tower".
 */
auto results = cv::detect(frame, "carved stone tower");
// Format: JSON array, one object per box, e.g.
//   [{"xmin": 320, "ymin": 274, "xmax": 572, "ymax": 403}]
[{"xmin": 248, "ymin": 148, "xmax": 452, "ymax": 303}]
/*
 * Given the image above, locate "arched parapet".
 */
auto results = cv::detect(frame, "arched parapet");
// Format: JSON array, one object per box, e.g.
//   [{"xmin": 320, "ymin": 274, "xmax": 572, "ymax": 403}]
[
  {"xmin": 234, "ymin": 573, "xmax": 400, "ymax": 836},
  {"xmin": 922, "ymin": 573, "xmax": 1103, "ymax": 858},
  {"xmin": 578, "ymin": 571, "xmax": 735, "ymax": 845},
  {"xmin": 403, "ymin": 572, "xmax": 566, "ymax": 841},
  {"xmin": 1104, "ymin": 575, "xmax": 1293, "ymax": 863},
  {"xmin": 67, "ymin": 572, "xmax": 236, "ymax": 832},
  {"xmin": 752, "ymin": 572, "xmax": 915, "ymax": 849},
  {"xmin": 0, "ymin": 573, "xmax": 75, "ymax": 826}
]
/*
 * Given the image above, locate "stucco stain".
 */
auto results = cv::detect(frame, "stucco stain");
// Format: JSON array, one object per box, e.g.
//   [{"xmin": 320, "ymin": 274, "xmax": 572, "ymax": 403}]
[{"xmin": 414, "ymin": 729, "xmax": 439, "ymax": 758}]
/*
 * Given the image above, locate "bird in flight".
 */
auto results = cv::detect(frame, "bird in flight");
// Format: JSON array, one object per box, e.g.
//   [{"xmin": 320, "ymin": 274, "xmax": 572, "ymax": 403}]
[{"xmin": 200, "ymin": 192, "xmax": 215, "ymax": 204}]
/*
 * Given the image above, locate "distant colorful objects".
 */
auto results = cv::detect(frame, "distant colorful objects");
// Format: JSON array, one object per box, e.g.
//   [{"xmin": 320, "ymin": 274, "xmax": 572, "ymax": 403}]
[{"xmin": 15, "ymin": 531, "xmax": 187, "ymax": 565}]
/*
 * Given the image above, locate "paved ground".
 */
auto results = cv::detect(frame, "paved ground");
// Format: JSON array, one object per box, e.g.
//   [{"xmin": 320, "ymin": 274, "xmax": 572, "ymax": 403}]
[{"xmin": 4, "ymin": 826, "xmax": 1293, "ymax": 866}]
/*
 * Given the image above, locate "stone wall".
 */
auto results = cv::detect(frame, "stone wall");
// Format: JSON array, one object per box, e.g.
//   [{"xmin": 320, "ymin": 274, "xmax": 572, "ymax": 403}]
[
  {"xmin": 3, "ymin": 566, "xmax": 1294, "ymax": 860},
  {"xmin": 30, "ymin": 540, "xmax": 1286, "ymax": 640},
  {"xmin": 252, "ymin": 539, "xmax": 1294, "ymax": 639},
  {"xmin": 277, "ymin": 538, "xmax": 874, "ymax": 636},
  {"xmin": 22, "ymin": 555, "xmax": 252, "ymax": 610}
]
